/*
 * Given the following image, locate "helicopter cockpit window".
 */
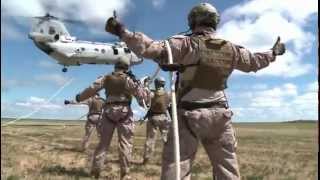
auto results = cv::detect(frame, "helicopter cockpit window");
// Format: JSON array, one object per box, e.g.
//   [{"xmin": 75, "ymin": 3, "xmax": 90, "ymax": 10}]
[
  {"xmin": 49, "ymin": 26, "xmax": 56, "ymax": 35},
  {"xmin": 54, "ymin": 34, "xmax": 60, "ymax": 41}
]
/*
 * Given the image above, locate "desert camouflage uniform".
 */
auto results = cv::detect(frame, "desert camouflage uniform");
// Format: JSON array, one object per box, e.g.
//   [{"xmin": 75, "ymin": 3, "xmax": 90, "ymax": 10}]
[
  {"xmin": 119, "ymin": 26, "xmax": 278, "ymax": 180},
  {"xmin": 77, "ymin": 71, "xmax": 148, "ymax": 178},
  {"xmin": 69, "ymin": 97, "xmax": 105, "ymax": 151},
  {"xmin": 143, "ymin": 87, "xmax": 170, "ymax": 163}
]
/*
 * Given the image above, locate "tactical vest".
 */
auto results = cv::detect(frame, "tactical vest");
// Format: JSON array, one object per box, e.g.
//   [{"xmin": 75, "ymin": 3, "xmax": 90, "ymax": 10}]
[
  {"xmin": 150, "ymin": 89, "xmax": 169, "ymax": 114},
  {"xmin": 89, "ymin": 97, "xmax": 104, "ymax": 114},
  {"xmin": 180, "ymin": 36, "xmax": 234, "ymax": 93},
  {"xmin": 104, "ymin": 72, "xmax": 132, "ymax": 102}
]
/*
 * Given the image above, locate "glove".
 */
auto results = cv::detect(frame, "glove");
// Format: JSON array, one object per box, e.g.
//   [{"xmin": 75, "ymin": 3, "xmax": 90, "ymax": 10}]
[
  {"xmin": 271, "ymin": 36, "xmax": 286, "ymax": 56},
  {"xmin": 64, "ymin": 100, "xmax": 70, "ymax": 105},
  {"xmin": 126, "ymin": 70, "xmax": 138, "ymax": 82},
  {"xmin": 75, "ymin": 94, "xmax": 81, "ymax": 103},
  {"xmin": 105, "ymin": 17, "xmax": 125, "ymax": 37},
  {"xmin": 142, "ymin": 76, "xmax": 151, "ymax": 87}
]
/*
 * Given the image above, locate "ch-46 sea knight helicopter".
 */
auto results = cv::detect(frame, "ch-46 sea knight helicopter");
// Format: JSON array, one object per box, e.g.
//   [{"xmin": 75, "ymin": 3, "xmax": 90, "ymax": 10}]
[{"xmin": 28, "ymin": 13, "xmax": 143, "ymax": 72}]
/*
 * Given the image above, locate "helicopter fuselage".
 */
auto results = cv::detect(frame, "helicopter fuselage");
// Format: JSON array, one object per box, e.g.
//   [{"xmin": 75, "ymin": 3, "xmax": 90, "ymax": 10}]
[
  {"xmin": 29, "ymin": 17, "xmax": 142, "ymax": 72},
  {"xmin": 32, "ymin": 37, "xmax": 142, "ymax": 67}
]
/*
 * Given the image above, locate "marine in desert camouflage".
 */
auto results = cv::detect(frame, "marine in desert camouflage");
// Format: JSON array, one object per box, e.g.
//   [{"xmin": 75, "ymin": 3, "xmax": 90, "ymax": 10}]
[
  {"xmin": 75, "ymin": 57, "xmax": 149, "ymax": 179},
  {"xmin": 105, "ymin": 2, "xmax": 285, "ymax": 179}
]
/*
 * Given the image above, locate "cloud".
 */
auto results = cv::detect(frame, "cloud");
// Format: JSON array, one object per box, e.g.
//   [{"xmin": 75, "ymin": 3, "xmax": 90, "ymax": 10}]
[
  {"xmin": 16, "ymin": 96, "xmax": 62, "ymax": 110},
  {"xmin": 38, "ymin": 60, "xmax": 58, "ymax": 68},
  {"xmin": 229, "ymin": 81, "xmax": 318, "ymax": 121},
  {"xmin": 1, "ymin": 21, "xmax": 25, "ymax": 41},
  {"xmin": 1, "ymin": 73, "xmax": 70, "ymax": 92},
  {"xmin": 1, "ymin": 0, "xmax": 133, "ymax": 39},
  {"xmin": 306, "ymin": 81, "xmax": 318, "ymax": 92},
  {"xmin": 34, "ymin": 73, "xmax": 69, "ymax": 86},
  {"xmin": 250, "ymin": 83, "xmax": 297, "ymax": 108},
  {"xmin": 151, "ymin": 0, "xmax": 166, "ymax": 9},
  {"xmin": 1, "ymin": 77, "xmax": 36, "ymax": 92},
  {"xmin": 1, "ymin": 78, "xmax": 7, "ymax": 93},
  {"xmin": 217, "ymin": 0, "xmax": 318, "ymax": 78},
  {"xmin": 2, "ymin": 97, "xmax": 89, "ymax": 120}
]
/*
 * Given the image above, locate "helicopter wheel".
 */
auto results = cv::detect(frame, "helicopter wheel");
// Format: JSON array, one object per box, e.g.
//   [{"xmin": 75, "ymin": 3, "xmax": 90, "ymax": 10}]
[{"xmin": 62, "ymin": 67, "xmax": 68, "ymax": 72}]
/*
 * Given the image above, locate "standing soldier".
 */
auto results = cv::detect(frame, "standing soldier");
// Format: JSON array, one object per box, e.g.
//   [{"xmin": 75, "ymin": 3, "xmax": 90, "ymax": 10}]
[
  {"xmin": 105, "ymin": 2, "xmax": 285, "ymax": 180},
  {"xmin": 64, "ymin": 93, "xmax": 105, "ymax": 152},
  {"xmin": 142, "ymin": 77, "xmax": 170, "ymax": 165},
  {"xmin": 75, "ymin": 56, "xmax": 149, "ymax": 179}
]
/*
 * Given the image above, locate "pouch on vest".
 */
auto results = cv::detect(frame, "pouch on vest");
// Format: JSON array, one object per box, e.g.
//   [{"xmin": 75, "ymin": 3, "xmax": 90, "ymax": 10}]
[
  {"xmin": 189, "ymin": 37, "xmax": 234, "ymax": 91},
  {"xmin": 89, "ymin": 98, "xmax": 104, "ymax": 114},
  {"xmin": 104, "ymin": 72, "xmax": 132, "ymax": 102},
  {"xmin": 150, "ymin": 89, "xmax": 169, "ymax": 114}
]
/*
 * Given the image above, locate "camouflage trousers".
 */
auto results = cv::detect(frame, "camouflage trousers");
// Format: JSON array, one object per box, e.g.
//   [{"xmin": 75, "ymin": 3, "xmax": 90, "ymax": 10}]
[
  {"xmin": 82, "ymin": 114, "xmax": 102, "ymax": 151},
  {"xmin": 91, "ymin": 105, "xmax": 134, "ymax": 178},
  {"xmin": 161, "ymin": 107, "xmax": 240, "ymax": 180},
  {"xmin": 143, "ymin": 113, "xmax": 170, "ymax": 162}
]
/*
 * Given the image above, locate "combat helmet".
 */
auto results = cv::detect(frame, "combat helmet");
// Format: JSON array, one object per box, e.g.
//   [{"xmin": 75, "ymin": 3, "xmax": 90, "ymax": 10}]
[
  {"xmin": 115, "ymin": 56, "xmax": 130, "ymax": 70},
  {"xmin": 188, "ymin": 3, "xmax": 220, "ymax": 30},
  {"xmin": 154, "ymin": 77, "xmax": 166, "ymax": 88}
]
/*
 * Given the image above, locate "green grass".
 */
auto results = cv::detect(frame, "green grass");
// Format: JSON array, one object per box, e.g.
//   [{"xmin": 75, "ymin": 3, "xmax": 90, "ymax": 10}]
[{"xmin": 1, "ymin": 119, "xmax": 318, "ymax": 179}]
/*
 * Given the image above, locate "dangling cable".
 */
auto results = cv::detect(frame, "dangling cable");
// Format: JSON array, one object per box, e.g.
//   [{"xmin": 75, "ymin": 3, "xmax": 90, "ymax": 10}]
[{"xmin": 164, "ymin": 40, "xmax": 180, "ymax": 180}]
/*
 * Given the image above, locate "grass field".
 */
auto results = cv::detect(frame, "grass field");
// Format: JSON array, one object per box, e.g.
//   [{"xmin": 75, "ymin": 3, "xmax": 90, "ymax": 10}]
[{"xmin": 1, "ymin": 119, "xmax": 318, "ymax": 180}]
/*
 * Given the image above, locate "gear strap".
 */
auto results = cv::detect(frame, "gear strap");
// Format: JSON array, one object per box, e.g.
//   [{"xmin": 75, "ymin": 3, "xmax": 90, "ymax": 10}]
[{"xmin": 160, "ymin": 62, "xmax": 199, "ymax": 73}]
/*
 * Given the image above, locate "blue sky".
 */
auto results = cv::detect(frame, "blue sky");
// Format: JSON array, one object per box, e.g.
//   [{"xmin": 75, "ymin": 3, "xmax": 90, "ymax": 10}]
[{"xmin": 1, "ymin": 0, "xmax": 318, "ymax": 122}]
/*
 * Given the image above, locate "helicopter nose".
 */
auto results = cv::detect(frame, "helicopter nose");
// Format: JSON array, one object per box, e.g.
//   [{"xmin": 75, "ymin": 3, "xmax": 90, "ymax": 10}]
[{"xmin": 28, "ymin": 33, "xmax": 34, "ymax": 40}]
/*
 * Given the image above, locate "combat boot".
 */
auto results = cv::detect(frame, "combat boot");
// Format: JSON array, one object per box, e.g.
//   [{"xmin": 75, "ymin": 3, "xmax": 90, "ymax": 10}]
[
  {"xmin": 121, "ymin": 174, "xmax": 132, "ymax": 180},
  {"xmin": 142, "ymin": 158, "xmax": 149, "ymax": 165},
  {"xmin": 90, "ymin": 168, "xmax": 100, "ymax": 179},
  {"xmin": 162, "ymin": 133, "xmax": 168, "ymax": 143}
]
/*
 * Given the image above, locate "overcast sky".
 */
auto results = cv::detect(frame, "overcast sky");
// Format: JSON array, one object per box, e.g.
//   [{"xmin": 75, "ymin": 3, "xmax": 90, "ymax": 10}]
[{"xmin": 1, "ymin": 0, "xmax": 318, "ymax": 122}]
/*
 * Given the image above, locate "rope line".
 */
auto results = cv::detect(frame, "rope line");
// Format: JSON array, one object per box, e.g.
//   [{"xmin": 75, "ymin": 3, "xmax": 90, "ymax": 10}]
[{"xmin": 2, "ymin": 78, "xmax": 74, "ymax": 127}]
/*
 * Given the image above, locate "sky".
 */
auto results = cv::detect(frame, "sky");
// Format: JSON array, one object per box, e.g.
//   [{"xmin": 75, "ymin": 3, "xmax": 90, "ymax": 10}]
[{"xmin": 1, "ymin": 0, "xmax": 318, "ymax": 122}]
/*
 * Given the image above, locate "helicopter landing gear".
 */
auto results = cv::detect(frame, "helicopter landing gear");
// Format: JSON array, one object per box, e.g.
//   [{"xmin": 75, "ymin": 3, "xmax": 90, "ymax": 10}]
[{"xmin": 62, "ymin": 67, "xmax": 68, "ymax": 72}]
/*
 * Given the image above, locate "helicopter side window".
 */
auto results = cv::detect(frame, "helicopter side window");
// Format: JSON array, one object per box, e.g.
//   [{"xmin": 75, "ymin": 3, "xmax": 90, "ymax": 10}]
[
  {"xmin": 81, "ymin": 47, "xmax": 85, "ymax": 51},
  {"xmin": 94, "ymin": 48, "xmax": 99, "ymax": 52},
  {"xmin": 49, "ymin": 26, "xmax": 56, "ymax": 35},
  {"xmin": 112, "ymin": 46, "xmax": 118, "ymax": 55},
  {"xmin": 101, "ymin": 49, "xmax": 106, "ymax": 53},
  {"xmin": 124, "ymin": 48, "xmax": 131, "ymax": 54},
  {"xmin": 40, "ymin": 29, "xmax": 44, "ymax": 33}
]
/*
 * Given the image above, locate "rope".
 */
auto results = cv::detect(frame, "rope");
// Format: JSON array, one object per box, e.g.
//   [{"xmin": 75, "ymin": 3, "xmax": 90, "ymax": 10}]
[
  {"xmin": 2, "ymin": 78, "xmax": 74, "ymax": 127},
  {"xmin": 165, "ymin": 40, "xmax": 180, "ymax": 180}
]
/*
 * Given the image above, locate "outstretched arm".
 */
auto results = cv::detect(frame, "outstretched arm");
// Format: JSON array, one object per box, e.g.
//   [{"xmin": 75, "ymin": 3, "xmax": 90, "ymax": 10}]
[
  {"xmin": 65, "ymin": 99, "xmax": 90, "ymax": 106},
  {"xmin": 233, "ymin": 37, "xmax": 286, "ymax": 72},
  {"xmin": 76, "ymin": 76, "xmax": 105, "ymax": 102},
  {"xmin": 105, "ymin": 17, "xmax": 176, "ymax": 64}
]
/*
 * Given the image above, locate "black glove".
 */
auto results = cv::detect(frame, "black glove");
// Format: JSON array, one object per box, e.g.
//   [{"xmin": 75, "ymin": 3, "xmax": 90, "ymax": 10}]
[
  {"xmin": 64, "ymin": 100, "xmax": 70, "ymax": 105},
  {"xmin": 272, "ymin": 36, "xmax": 286, "ymax": 56},
  {"xmin": 143, "ymin": 76, "xmax": 151, "ymax": 87},
  {"xmin": 160, "ymin": 63, "xmax": 186, "ymax": 72},
  {"xmin": 126, "ymin": 70, "xmax": 138, "ymax": 83},
  {"xmin": 75, "ymin": 94, "xmax": 81, "ymax": 103},
  {"xmin": 105, "ymin": 17, "xmax": 125, "ymax": 37}
]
